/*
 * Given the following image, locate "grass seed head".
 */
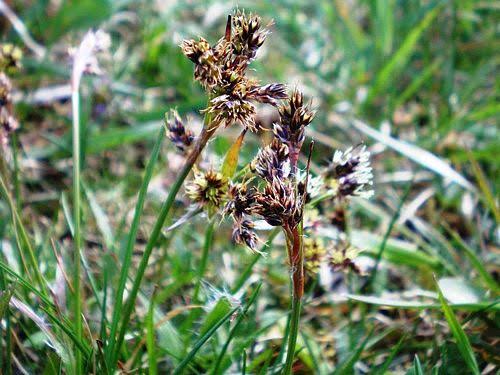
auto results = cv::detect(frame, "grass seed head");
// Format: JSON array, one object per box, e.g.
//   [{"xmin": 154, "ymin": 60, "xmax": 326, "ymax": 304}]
[
  {"xmin": 232, "ymin": 217, "xmax": 260, "ymax": 251},
  {"xmin": 164, "ymin": 109, "xmax": 194, "ymax": 153},
  {"xmin": 325, "ymin": 145, "xmax": 374, "ymax": 199},
  {"xmin": 0, "ymin": 43, "xmax": 22, "ymax": 73},
  {"xmin": 304, "ymin": 237, "xmax": 327, "ymax": 275},
  {"xmin": 186, "ymin": 169, "xmax": 228, "ymax": 217},
  {"xmin": 251, "ymin": 138, "xmax": 291, "ymax": 181}
]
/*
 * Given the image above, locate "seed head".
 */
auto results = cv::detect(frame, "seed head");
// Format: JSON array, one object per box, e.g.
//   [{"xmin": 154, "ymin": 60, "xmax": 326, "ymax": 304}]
[
  {"xmin": 164, "ymin": 109, "xmax": 194, "ymax": 152},
  {"xmin": 304, "ymin": 237, "xmax": 326, "ymax": 275},
  {"xmin": 325, "ymin": 145, "xmax": 374, "ymax": 199},
  {"xmin": 0, "ymin": 107, "xmax": 18, "ymax": 146},
  {"xmin": 274, "ymin": 90, "xmax": 315, "ymax": 146},
  {"xmin": 0, "ymin": 73, "xmax": 12, "ymax": 105},
  {"xmin": 251, "ymin": 139, "xmax": 290, "ymax": 181},
  {"xmin": 224, "ymin": 182, "xmax": 259, "ymax": 218},
  {"xmin": 206, "ymin": 90, "xmax": 258, "ymax": 131},
  {"xmin": 232, "ymin": 10, "xmax": 269, "ymax": 61},
  {"xmin": 232, "ymin": 217, "xmax": 260, "ymax": 251},
  {"xmin": 185, "ymin": 169, "xmax": 228, "ymax": 216},
  {"xmin": 71, "ymin": 30, "xmax": 110, "ymax": 89},
  {"xmin": 255, "ymin": 178, "xmax": 303, "ymax": 228},
  {"xmin": 0, "ymin": 44, "xmax": 22, "ymax": 73},
  {"xmin": 247, "ymin": 83, "xmax": 288, "ymax": 106},
  {"xmin": 329, "ymin": 240, "xmax": 361, "ymax": 273}
]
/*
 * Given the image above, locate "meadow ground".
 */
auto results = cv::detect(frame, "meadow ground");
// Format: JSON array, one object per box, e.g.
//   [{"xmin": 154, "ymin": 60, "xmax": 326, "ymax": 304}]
[{"xmin": 0, "ymin": 1, "xmax": 498, "ymax": 374}]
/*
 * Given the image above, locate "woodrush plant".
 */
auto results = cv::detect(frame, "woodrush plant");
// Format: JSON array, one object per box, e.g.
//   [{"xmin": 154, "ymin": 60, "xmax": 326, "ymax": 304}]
[{"xmin": 167, "ymin": 11, "xmax": 374, "ymax": 374}]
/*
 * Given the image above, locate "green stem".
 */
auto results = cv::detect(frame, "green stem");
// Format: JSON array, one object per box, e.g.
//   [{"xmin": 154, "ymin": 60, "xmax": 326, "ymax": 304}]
[
  {"xmin": 10, "ymin": 132, "xmax": 21, "ymax": 211},
  {"xmin": 193, "ymin": 220, "xmax": 215, "ymax": 302},
  {"xmin": 283, "ymin": 296, "xmax": 301, "ymax": 374},
  {"xmin": 72, "ymin": 89, "xmax": 83, "ymax": 374},
  {"xmin": 111, "ymin": 123, "xmax": 216, "ymax": 367}
]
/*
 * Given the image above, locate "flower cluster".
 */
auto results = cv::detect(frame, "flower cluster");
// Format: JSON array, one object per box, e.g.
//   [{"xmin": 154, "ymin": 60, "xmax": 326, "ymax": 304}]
[
  {"xmin": 222, "ymin": 90, "xmax": 314, "ymax": 251},
  {"xmin": 324, "ymin": 145, "xmax": 374, "ymax": 199},
  {"xmin": 301, "ymin": 146, "xmax": 374, "ymax": 275},
  {"xmin": 0, "ymin": 44, "xmax": 22, "ymax": 73},
  {"xmin": 179, "ymin": 11, "xmax": 374, "ymax": 279},
  {"xmin": 0, "ymin": 44, "xmax": 21, "ymax": 148},
  {"xmin": 274, "ymin": 90, "xmax": 315, "ymax": 170},
  {"xmin": 164, "ymin": 109, "xmax": 194, "ymax": 153},
  {"xmin": 181, "ymin": 11, "xmax": 287, "ymax": 132},
  {"xmin": 185, "ymin": 169, "xmax": 228, "ymax": 218}
]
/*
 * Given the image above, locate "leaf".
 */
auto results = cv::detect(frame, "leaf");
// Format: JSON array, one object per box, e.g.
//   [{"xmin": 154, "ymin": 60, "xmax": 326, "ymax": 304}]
[
  {"xmin": 146, "ymin": 297, "xmax": 158, "ymax": 375},
  {"xmin": 334, "ymin": 328, "xmax": 373, "ymax": 374},
  {"xmin": 367, "ymin": 3, "xmax": 442, "ymax": 101},
  {"xmin": 221, "ymin": 130, "xmax": 246, "ymax": 178},
  {"xmin": 173, "ymin": 305, "xmax": 239, "ymax": 375},
  {"xmin": 445, "ymin": 227, "xmax": 500, "ymax": 294},
  {"xmin": 436, "ymin": 280, "xmax": 480, "ymax": 375},
  {"xmin": 82, "ymin": 183, "xmax": 114, "ymax": 249},
  {"xmin": 466, "ymin": 148, "xmax": 500, "ymax": 223},
  {"xmin": 200, "ymin": 297, "xmax": 232, "ymax": 337},
  {"xmin": 211, "ymin": 284, "xmax": 262, "ymax": 375},
  {"xmin": 412, "ymin": 355, "xmax": 424, "ymax": 375},
  {"xmin": 350, "ymin": 230, "xmax": 440, "ymax": 269},
  {"xmin": 375, "ymin": 335, "xmax": 406, "ymax": 374},
  {"xmin": 349, "ymin": 118, "xmax": 475, "ymax": 191},
  {"xmin": 438, "ymin": 277, "xmax": 480, "ymax": 304},
  {"xmin": 10, "ymin": 296, "xmax": 73, "ymax": 366},
  {"xmin": 347, "ymin": 294, "xmax": 500, "ymax": 312},
  {"xmin": 0, "ymin": 285, "xmax": 14, "ymax": 319},
  {"xmin": 107, "ymin": 126, "xmax": 165, "ymax": 364}
]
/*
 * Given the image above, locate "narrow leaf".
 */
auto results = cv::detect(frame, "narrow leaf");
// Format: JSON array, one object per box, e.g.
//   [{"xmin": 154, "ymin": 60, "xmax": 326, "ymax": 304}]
[
  {"xmin": 436, "ymin": 280, "xmax": 480, "ymax": 375},
  {"xmin": 348, "ymin": 294, "xmax": 500, "ymax": 312},
  {"xmin": 221, "ymin": 130, "xmax": 246, "ymax": 178},
  {"xmin": 368, "ymin": 4, "xmax": 441, "ymax": 100},
  {"xmin": 350, "ymin": 118, "xmax": 475, "ymax": 191}
]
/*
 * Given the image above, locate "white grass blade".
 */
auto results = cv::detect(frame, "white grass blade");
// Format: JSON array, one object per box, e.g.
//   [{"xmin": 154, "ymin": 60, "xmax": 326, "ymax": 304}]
[{"xmin": 350, "ymin": 118, "xmax": 475, "ymax": 191}]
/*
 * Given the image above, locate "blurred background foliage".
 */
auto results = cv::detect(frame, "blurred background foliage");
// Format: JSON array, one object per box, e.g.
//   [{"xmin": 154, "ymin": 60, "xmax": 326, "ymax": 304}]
[{"xmin": 0, "ymin": 0, "xmax": 498, "ymax": 373}]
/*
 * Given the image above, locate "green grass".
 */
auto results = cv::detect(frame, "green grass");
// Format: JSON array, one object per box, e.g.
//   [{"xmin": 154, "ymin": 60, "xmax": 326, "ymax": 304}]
[{"xmin": 0, "ymin": 0, "xmax": 498, "ymax": 373}]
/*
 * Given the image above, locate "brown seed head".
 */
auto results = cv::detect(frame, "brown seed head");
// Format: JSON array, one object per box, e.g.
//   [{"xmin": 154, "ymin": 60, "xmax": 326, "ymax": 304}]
[
  {"xmin": 274, "ymin": 90, "xmax": 315, "ymax": 147},
  {"xmin": 251, "ymin": 139, "xmax": 290, "ymax": 181},
  {"xmin": 232, "ymin": 217, "xmax": 260, "ymax": 251},
  {"xmin": 232, "ymin": 10, "xmax": 269, "ymax": 61},
  {"xmin": 255, "ymin": 178, "xmax": 302, "ymax": 227},
  {"xmin": 248, "ymin": 83, "xmax": 288, "ymax": 106},
  {"xmin": 164, "ymin": 109, "xmax": 194, "ymax": 153},
  {"xmin": 224, "ymin": 182, "xmax": 260, "ymax": 218}
]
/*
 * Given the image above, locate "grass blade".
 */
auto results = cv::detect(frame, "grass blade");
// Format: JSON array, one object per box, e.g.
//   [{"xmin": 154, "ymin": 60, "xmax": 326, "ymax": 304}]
[
  {"xmin": 173, "ymin": 306, "xmax": 239, "ymax": 374},
  {"xmin": 211, "ymin": 284, "xmax": 262, "ymax": 374},
  {"xmin": 348, "ymin": 294, "xmax": 500, "ymax": 312},
  {"xmin": 334, "ymin": 328, "xmax": 373, "ymax": 374},
  {"xmin": 444, "ymin": 226, "xmax": 500, "ymax": 294},
  {"xmin": 146, "ymin": 292, "xmax": 158, "ymax": 375},
  {"xmin": 367, "ymin": 3, "xmax": 442, "ymax": 101},
  {"xmin": 106, "ymin": 127, "xmax": 165, "ymax": 363},
  {"xmin": 349, "ymin": 118, "xmax": 474, "ymax": 191},
  {"xmin": 436, "ymin": 279, "xmax": 480, "ymax": 375},
  {"xmin": 413, "ymin": 355, "xmax": 424, "ymax": 375},
  {"xmin": 375, "ymin": 334, "xmax": 406, "ymax": 374}
]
